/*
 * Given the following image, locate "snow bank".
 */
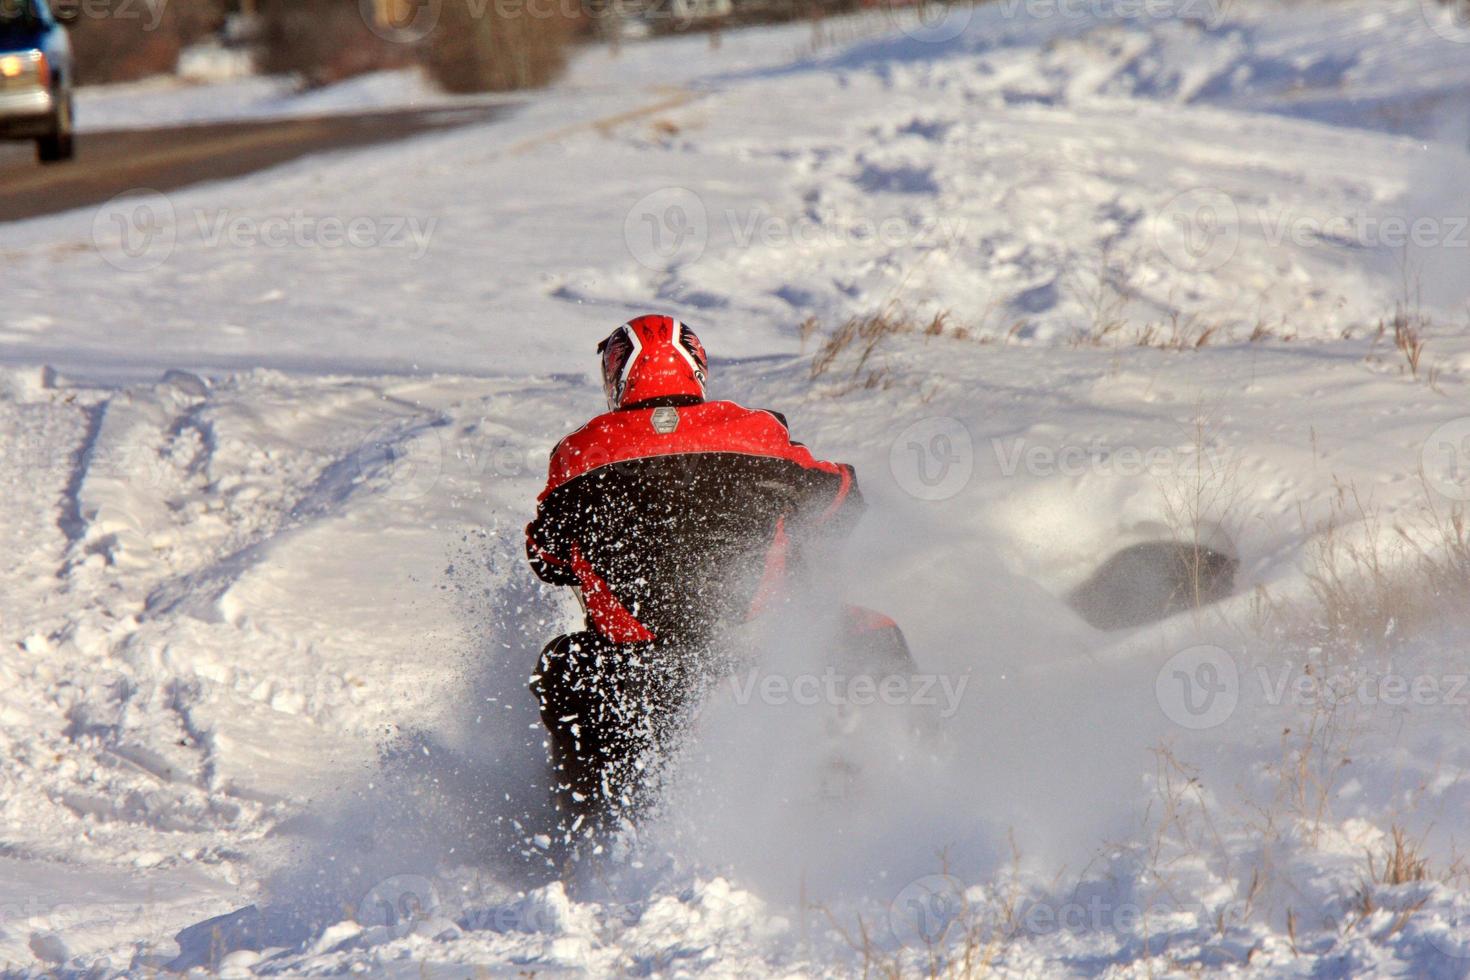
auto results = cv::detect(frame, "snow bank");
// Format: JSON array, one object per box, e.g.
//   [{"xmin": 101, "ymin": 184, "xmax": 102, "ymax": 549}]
[
  {"xmin": 3, "ymin": 0, "xmax": 1470, "ymax": 975},
  {"xmin": 4, "ymin": 325, "xmax": 1470, "ymax": 973}
]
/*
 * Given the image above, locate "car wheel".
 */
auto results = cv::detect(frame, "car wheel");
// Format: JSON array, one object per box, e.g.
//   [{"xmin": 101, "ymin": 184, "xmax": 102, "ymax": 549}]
[{"xmin": 37, "ymin": 98, "xmax": 74, "ymax": 164}]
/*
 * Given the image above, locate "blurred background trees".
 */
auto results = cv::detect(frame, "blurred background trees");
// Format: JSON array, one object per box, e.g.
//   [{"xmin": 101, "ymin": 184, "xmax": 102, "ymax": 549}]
[
  {"xmin": 66, "ymin": 0, "xmax": 228, "ymax": 85},
  {"xmin": 61, "ymin": 0, "xmax": 883, "ymax": 92},
  {"xmin": 64, "ymin": 0, "xmax": 583, "ymax": 92}
]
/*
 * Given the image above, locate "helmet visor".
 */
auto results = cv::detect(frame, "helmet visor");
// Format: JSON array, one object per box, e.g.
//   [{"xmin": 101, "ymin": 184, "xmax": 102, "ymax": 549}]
[{"xmin": 598, "ymin": 326, "xmax": 637, "ymax": 411}]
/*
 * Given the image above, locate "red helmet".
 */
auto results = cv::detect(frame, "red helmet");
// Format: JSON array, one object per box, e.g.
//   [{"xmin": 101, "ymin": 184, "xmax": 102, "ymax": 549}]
[{"xmin": 598, "ymin": 314, "xmax": 708, "ymax": 411}]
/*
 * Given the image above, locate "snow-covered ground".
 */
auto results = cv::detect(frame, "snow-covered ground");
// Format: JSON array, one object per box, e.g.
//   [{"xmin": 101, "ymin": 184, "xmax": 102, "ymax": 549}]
[
  {"xmin": 73, "ymin": 68, "xmax": 454, "ymax": 133},
  {"xmin": 3, "ymin": 0, "xmax": 1470, "ymax": 975}
]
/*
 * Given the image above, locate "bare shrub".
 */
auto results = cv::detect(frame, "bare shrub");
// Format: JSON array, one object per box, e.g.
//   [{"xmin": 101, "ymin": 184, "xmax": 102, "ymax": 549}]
[
  {"xmin": 1347, "ymin": 825, "xmax": 1436, "ymax": 940},
  {"xmin": 1062, "ymin": 244, "xmax": 1131, "ymax": 341},
  {"xmin": 821, "ymin": 846, "xmax": 1020, "ymax": 979},
  {"xmin": 1156, "ymin": 404, "xmax": 1243, "ymax": 617},
  {"xmin": 425, "ymin": 0, "xmax": 577, "ymax": 93},
  {"xmin": 808, "ymin": 305, "xmax": 964, "ymax": 390},
  {"xmin": 1264, "ymin": 679, "xmax": 1358, "ymax": 847},
  {"xmin": 1390, "ymin": 305, "xmax": 1427, "ymax": 379},
  {"xmin": 1290, "ymin": 480, "xmax": 1469, "ymax": 651},
  {"xmin": 256, "ymin": 0, "xmax": 410, "ymax": 87},
  {"xmin": 1368, "ymin": 825, "xmax": 1431, "ymax": 888},
  {"xmin": 66, "ymin": 0, "xmax": 226, "ymax": 85}
]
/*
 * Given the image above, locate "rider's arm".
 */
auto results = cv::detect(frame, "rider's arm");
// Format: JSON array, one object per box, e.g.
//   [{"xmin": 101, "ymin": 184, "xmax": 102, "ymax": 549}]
[
  {"xmin": 525, "ymin": 440, "xmax": 579, "ymax": 587},
  {"xmin": 756, "ymin": 410, "xmax": 865, "ymax": 535},
  {"xmin": 525, "ymin": 515, "xmax": 577, "ymax": 586}
]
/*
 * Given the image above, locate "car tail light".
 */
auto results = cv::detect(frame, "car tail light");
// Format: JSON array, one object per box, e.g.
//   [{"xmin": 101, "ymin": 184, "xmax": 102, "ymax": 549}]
[{"xmin": 0, "ymin": 50, "xmax": 47, "ymax": 86}]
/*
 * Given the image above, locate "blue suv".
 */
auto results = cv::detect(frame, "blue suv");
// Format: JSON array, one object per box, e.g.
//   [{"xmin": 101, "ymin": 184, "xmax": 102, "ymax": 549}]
[{"xmin": 0, "ymin": 0, "xmax": 75, "ymax": 163}]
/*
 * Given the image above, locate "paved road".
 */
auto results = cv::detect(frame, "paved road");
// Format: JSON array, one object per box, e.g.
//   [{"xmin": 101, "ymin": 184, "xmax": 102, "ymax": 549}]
[{"xmin": 0, "ymin": 103, "xmax": 513, "ymax": 224}]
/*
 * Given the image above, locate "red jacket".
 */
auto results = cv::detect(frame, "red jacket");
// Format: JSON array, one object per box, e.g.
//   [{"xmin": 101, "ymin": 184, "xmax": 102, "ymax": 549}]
[{"xmin": 526, "ymin": 397, "xmax": 861, "ymax": 643}]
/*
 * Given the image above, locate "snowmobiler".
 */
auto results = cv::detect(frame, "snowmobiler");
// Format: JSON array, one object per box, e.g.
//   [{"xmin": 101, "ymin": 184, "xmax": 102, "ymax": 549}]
[{"xmin": 526, "ymin": 314, "xmax": 911, "ymax": 840}]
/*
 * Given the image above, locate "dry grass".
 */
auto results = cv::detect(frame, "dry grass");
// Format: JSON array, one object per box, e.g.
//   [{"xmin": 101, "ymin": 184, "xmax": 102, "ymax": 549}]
[
  {"xmin": 1285, "ymin": 479, "xmax": 1470, "ymax": 651},
  {"xmin": 1391, "ymin": 308, "xmax": 1427, "ymax": 379},
  {"xmin": 821, "ymin": 845, "xmax": 1022, "ymax": 979},
  {"xmin": 808, "ymin": 305, "xmax": 970, "ymax": 390},
  {"xmin": 1345, "ymin": 826, "xmax": 1442, "ymax": 942},
  {"xmin": 1265, "ymin": 683, "xmax": 1359, "ymax": 848},
  {"xmin": 1367, "ymin": 826, "xmax": 1432, "ymax": 888},
  {"xmin": 1374, "ymin": 263, "xmax": 1443, "ymax": 387},
  {"xmin": 1242, "ymin": 478, "xmax": 1468, "ymax": 906},
  {"xmin": 1062, "ymin": 245, "xmax": 1131, "ymax": 341},
  {"xmin": 1157, "ymin": 403, "xmax": 1244, "ymax": 617}
]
